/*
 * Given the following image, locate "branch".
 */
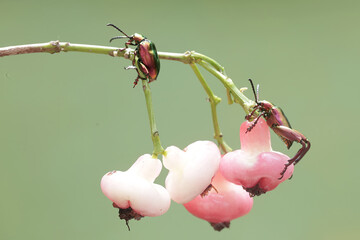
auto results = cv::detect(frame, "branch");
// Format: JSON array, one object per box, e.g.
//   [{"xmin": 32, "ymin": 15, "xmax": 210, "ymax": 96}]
[
  {"xmin": 0, "ymin": 40, "xmax": 256, "ymax": 155},
  {"xmin": 0, "ymin": 41, "xmax": 124, "ymax": 57},
  {"xmin": 0, "ymin": 41, "xmax": 254, "ymax": 113}
]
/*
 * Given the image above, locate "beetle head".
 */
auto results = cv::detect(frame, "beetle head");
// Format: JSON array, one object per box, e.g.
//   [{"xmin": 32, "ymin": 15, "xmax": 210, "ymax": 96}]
[
  {"xmin": 248, "ymin": 79, "xmax": 275, "ymax": 112},
  {"xmin": 258, "ymin": 100, "xmax": 274, "ymax": 111}
]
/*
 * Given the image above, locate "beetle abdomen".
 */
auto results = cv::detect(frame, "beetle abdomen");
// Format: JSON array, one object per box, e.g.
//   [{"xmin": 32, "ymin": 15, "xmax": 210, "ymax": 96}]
[
  {"xmin": 273, "ymin": 107, "xmax": 292, "ymax": 129},
  {"xmin": 137, "ymin": 40, "xmax": 160, "ymax": 80},
  {"xmin": 270, "ymin": 107, "xmax": 293, "ymax": 149}
]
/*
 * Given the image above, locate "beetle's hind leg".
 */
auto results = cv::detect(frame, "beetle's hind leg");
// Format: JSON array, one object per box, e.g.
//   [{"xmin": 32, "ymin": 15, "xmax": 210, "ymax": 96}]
[
  {"xmin": 294, "ymin": 140, "xmax": 311, "ymax": 165},
  {"xmin": 271, "ymin": 125, "xmax": 310, "ymax": 180},
  {"xmin": 278, "ymin": 139, "xmax": 309, "ymax": 180},
  {"xmin": 136, "ymin": 61, "xmax": 150, "ymax": 78},
  {"xmin": 278, "ymin": 161, "xmax": 294, "ymax": 180},
  {"xmin": 132, "ymin": 76, "xmax": 140, "ymax": 88},
  {"xmin": 135, "ymin": 61, "xmax": 153, "ymax": 85}
]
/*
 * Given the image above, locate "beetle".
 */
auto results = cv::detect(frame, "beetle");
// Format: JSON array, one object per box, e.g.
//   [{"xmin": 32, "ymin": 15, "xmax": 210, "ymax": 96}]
[
  {"xmin": 107, "ymin": 23, "xmax": 160, "ymax": 87},
  {"xmin": 245, "ymin": 79, "xmax": 311, "ymax": 179}
]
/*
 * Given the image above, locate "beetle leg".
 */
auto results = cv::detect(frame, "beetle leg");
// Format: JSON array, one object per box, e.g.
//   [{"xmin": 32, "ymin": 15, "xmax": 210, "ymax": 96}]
[
  {"xmin": 123, "ymin": 65, "xmax": 144, "ymax": 88},
  {"xmin": 133, "ymin": 62, "xmax": 149, "ymax": 88},
  {"xmin": 246, "ymin": 112, "xmax": 266, "ymax": 133},
  {"xmin": 294, "ymin": 140, "xmax": 311, "ymax": 165},
  {"xmin": 133, "ymin": 76, "xmax": 140, "ymax": 88},
  {"xmin": 124, "ymin": 65, "xmax": 137, "ymax": 70},
  {"xmin": 245, "ymin": 105, "xmax": 261, "ymax": 121},
  {"xmin": 136, "ymin": 61, "xmax": 151, "ymax": 80},
  {"xmin": 125, "ymin": 41, "xmax": 137, "ymax": 48},
  {"xmin": 278, "ymin": 140, "xmax": 308, "ymax": 179},
  {"xmin": 272, "ymin": 126, "xmax": 310, "ymax": 179},
  {"xmin": 278, "ymin": 161, "xmax": 293, "ymax": 180}
]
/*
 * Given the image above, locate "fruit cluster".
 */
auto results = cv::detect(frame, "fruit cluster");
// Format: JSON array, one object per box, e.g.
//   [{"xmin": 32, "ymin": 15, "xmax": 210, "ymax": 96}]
[{"xmin": 101, "ymin": 118, "xmax": 293, "ymax": 231}]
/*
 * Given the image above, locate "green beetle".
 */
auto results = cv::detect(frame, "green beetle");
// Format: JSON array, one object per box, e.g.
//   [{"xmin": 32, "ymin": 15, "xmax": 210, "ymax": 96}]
[{"xmin": 107, "ymin": 24, "xmax": 160, "ymax": 87}]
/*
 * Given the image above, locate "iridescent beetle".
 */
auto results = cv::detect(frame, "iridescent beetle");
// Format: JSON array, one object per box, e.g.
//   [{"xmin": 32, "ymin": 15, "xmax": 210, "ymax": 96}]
[
  {"xmin": 107, "ymin": 23, "xmax": 160, "ymax": 87},
  {"xmin": 245, "ymin": 79, "xmax": 311, "ymax": 179}
]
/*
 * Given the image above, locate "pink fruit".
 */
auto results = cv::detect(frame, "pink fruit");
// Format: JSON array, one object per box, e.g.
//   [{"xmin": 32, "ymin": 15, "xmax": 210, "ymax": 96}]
[
  {"xmin": 184, "ymin": 171, "xmax": 253, "ymax": 231},
  {"xmin": 163, "ymin": 141, "xmax": 221, "ymax": 204},
  {"xmin": 101, "ymin": 154, "xmax": 171, "ymax": 217},
  {"xmin": 220, "ymin": 118, "xmax": 294, "ymax": 196}
]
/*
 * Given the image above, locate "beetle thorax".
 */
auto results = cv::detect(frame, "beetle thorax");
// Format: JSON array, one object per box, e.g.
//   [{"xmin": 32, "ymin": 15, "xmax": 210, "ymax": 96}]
[
  {"xmin": 132, "ymin": 33, "xmax": 146, "ymax": 44},
  {"xmin": 259, "ymin": 100, "xmax": 274, "ymax": 112}
]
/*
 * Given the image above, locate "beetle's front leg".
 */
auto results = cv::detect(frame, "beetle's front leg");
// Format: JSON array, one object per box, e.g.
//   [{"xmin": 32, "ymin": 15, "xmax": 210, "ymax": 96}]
[
  {"xmin": 245, "ymin": 105, "xmax": 261, "ymax": 121},
  {"xmin": 125, "ymin": 41, "xmax": 137, "ymax": 48},
  {"xmin": 124, "ymin": 65, "xmax": 137, "ymax": 70},
  {"xmin": 245, "ymin": 112, "xmax": 266, "ymax": 133}
]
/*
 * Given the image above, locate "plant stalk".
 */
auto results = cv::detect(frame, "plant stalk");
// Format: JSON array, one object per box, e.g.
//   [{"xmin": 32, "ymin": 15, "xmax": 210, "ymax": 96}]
[
  {"xmin": 189, "ymin": 63, "xmax": 232, "ymax": 153},
  {"xmin": 0, "ymin": 41, "xmax": 255, "ymax": 153},
  {"xmin": 141, "ymin": 80, "xmax": 164, "ymax": 157}
]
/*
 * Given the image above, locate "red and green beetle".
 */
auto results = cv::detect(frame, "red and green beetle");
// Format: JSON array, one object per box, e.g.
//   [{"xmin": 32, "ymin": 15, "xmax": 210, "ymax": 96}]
[
  {"xmin": 245, "ymin": 79, "xmax": 311, "ymax": 179},
  {"xmin": 107, "ymin": 23, "xmax": 160, "ymax": 87}
]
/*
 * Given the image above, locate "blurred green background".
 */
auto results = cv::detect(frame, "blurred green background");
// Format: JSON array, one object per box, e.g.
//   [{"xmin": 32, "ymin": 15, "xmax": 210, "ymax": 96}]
[{"xmin": 0, "ymin": 0, "xmax": 359, "ymax": 239}]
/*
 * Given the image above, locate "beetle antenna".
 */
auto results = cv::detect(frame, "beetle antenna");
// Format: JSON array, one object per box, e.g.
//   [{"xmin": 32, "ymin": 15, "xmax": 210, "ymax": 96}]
[
  {"xmin": 248, "ymin": 79, "xmax": 259, "ymax": 104},
  {"xmin": 109, "ymin": 36, "xmax": 128, "ymax": 43},
  {"xmin": 106, "ymin": 23, "xmax": 131, "ymax": 38}
]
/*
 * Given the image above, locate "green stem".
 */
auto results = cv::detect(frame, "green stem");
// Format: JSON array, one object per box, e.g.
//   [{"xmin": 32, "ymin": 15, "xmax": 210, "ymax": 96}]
[
  {"xmin": 190, "ymin": 63, "xmax": 232, "ymax": 153},
  {"xmin": 0, "ymin": 42, "xmax": 254, "ymax": 110},
  {"xmin": 197, "ymin": 60, "xmax": 254, "ymax": 114},
  {"xmin": 0, "ymin": 41, "xmax": 126, "ymax": 57},
  {"xmin": 141, "ymin": 80, "xmax": 164, "ymax": 157},
  {"xmin": 0, "ymin": 43, "xmax": 252, "ymax": 107},
  {"xmin": 158, "ymin": 51, "xmax": 224, "ymax": 73},
  {"xmin": 190, "ymin": 52, "xmax": 225, "ymax": 74},
  {"xmin": 0, "ymin": 41, "xmax": 256, "ymax": 153}
]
